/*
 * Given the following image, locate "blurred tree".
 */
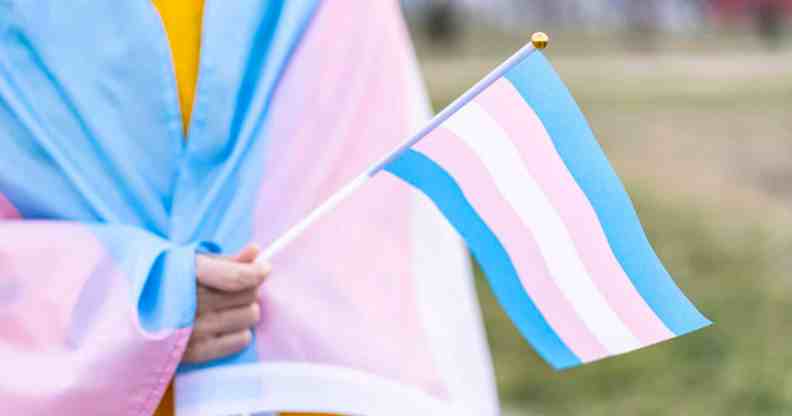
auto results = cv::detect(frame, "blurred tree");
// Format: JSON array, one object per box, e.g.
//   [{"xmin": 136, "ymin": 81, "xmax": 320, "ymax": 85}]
[{"xmin": 426, "ymin": 0, "xmax": 463, "ymax": 47}]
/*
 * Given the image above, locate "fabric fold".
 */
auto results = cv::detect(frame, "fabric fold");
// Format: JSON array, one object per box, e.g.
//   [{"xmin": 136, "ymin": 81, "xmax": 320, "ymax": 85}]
[
  {"xmin": 0, "ymin": 220, "xmax": 199, "ymax": 415},
  {"xmin": 0, "ymin": 1, "xmax": 498, "ymax": 414}
]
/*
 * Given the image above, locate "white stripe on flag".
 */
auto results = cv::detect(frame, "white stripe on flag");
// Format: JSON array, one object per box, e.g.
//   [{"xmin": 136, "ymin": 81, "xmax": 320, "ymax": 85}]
[
  {"xmin": 175, "ymin": 362, "xmax": 469, "ymax": 416},
  {"xmin": 441, "ymin": 103, "xmax": 640, "ymax": 354},
  {"xmin": 411, "ymin": 191, "xmax": 500, "ymax": 415},
  {"xmin": 404, "ymin": 53, "xmax": 500, "ymax": 415}
]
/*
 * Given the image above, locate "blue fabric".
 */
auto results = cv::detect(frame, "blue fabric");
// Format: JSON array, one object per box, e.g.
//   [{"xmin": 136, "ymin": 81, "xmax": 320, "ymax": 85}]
[
  {"xmin": 386, "ymin": 149, "xmax": 581, "ymax": 370},
  {"xmin": 506, "ymin": 52, "xmax": 711, "ymax": 336},
  {"xmin": 0, "ymin": 0, "xmax": 320, "ymax": 376}
]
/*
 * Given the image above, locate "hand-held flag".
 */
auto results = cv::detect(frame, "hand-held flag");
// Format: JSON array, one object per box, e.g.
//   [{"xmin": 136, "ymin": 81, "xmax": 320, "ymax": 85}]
[{"xmin": 262, "ymin": 39, "xmax": 711, "ymax": 369}]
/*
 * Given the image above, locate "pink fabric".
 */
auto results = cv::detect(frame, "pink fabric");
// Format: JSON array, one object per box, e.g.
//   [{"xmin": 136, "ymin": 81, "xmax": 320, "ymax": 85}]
[
  {"xmin": 416, "ymin": 129, "xmax": 609, "ymax": 362},
  {"xmin": 474, "ymin": 79, "xmax": 673, "ymax": 344},
  {"xmin": 0, "ymin": 222, "xmax": 190, "ymax": 415},
  {"xmin": 0, "ymin": 193, "xmax": 20, "ymax": 219},
  {"xmin": 252, "ymin": 1, "xmax": 446, "ymax": 397}
]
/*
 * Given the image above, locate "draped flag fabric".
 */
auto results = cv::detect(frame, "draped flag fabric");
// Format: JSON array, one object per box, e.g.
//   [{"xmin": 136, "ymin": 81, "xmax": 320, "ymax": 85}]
[
  {"xmin": 0, "ymin": 1, "xmax": 498, "ymax": 415},
  {"xmin": 384, "ymin": 50, "xmax": 711, "ymax": 370}
]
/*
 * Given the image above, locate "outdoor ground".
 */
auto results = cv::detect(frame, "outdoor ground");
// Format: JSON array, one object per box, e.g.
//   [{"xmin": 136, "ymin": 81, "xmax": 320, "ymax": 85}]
[{"xmin": 416, "ymin": 30, "xmax": 792, "ymax": 415}]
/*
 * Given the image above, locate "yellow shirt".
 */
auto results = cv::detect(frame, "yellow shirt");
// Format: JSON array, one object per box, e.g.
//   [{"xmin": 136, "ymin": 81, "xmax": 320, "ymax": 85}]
[
  {"xmin": 152, "ymin": 0, "xmax": 203, "ymax": 134},
  {"xmin": 150, "ymin": 2, "xmax": 332, "ymax": 415}
]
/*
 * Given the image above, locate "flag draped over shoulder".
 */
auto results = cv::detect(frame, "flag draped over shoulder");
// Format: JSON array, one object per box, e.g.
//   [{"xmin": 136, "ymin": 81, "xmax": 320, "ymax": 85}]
[
  {"xmin": 384, "ymin": 50, "xmax": 711, "ymax": 370},
  {"xmin": 0, "ymin": 1, "xmax": 497, "ymax": 415}
]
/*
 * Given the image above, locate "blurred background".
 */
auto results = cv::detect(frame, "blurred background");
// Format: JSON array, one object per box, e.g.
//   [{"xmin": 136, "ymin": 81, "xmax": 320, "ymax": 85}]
[{"xmin": 401, "ymin": 1, "xmax": 791, "ymax": 415}]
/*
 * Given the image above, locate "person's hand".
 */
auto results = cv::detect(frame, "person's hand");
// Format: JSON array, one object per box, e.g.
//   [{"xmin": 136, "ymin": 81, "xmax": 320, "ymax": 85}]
[{"xmin": 183, "ymin": 244, "xmax": 270, "ymax": 363}]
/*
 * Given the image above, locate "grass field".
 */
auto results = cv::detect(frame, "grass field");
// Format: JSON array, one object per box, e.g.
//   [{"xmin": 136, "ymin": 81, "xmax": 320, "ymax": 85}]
[{"xmin": 416, "ymin": 31, "xmax": 792, "ymax": 415}]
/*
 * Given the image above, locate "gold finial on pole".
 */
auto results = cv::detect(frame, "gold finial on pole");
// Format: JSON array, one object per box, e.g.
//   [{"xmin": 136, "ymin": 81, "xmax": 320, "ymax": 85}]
[{"xmin": 531, "ymin": 32, "xmax": 550, "ymax": 50}]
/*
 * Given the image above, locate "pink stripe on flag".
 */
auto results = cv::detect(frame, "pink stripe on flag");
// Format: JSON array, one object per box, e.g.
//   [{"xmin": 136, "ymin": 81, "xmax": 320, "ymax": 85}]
[
  {"xmin": 416, "ymin": 128, "xmax": 609, "ymax": 363},
  {"xmin": 0, "ymin": 222, "xmax": 190, "ymax": 415},
  {"xmin": 474, "ymin": 79, "xmax": 673, "ymax": 344},
  {"xmin": 254, "ymin": 1, "xmax": 398, "ymax": 238},
  {"xmin": 0, "ymin": 193, "xmax": 20, "ymax": 219},
  {"xmin": 257, "ymin": 174, "xmax": 448, "ymax": 397},
  {"xmin": 252, "ymin": 1, "xmax": 447, "ymax": 396}
]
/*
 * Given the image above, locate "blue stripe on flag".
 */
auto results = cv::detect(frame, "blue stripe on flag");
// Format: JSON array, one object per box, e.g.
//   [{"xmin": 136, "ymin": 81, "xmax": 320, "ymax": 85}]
[
  {"xmin": 177, "ymin": 0, "xmax": 323, "ymax": 383},
  {"xmin": 386, "ymin": 149, "xmax": 581, "ymax": 369},
  {"xmin": 505, "ymin": 52, "xmax": 710, "ymax": 336}
]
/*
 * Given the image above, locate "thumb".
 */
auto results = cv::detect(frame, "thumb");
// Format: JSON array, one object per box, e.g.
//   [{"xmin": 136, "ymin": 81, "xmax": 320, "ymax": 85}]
[{"xmin": 232, "ymin": 243, "xmax": 261, "ymax": 263}]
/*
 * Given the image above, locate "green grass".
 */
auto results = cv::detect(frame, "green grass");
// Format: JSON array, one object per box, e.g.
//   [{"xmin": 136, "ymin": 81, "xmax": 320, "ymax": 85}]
[
  {"xmin": 417, "ymin": 31, "xmax": 792, "ymax": 415},
  {"xmin": 478, "ymin": 191, "xmax": 791, "ymax": 415}
]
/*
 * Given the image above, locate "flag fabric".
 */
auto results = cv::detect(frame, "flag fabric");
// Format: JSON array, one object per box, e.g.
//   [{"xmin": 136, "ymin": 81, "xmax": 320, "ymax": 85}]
[
  {"xmin": 384, "ymin": 50, "xmax": 711, "ymax": 370},
  {"xmin": 0, "ymin": 1, "xmax": 497, "ymax": 415}
]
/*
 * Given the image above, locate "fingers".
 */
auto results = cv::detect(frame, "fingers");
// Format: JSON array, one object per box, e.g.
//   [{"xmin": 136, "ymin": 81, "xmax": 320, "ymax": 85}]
[
  {"xmin": 186, "ymin": 244, "xmax": 267, "ymax": 364},
  {"xmin": 191, "ymin": 303, "xmax": 261, "ymax": 340},
  {"xmin": 182, "ymin": 329, "xmax": 253, "ymax": 363},
  {"xmin": 196, "ymin": 254, "xmax": 271, "ymax": 292},
  {"xmin": 196, "ymin": 285, "xmax": 259, "ymax": 314},
  {"xmin": 232, "ymin": 244, "xmax": 261, "ymax": 263}
]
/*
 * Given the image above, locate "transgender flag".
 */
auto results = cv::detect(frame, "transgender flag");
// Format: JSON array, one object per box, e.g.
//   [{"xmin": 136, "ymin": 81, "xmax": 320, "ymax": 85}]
[{"xmin": 382, "ymin": 47, "xmax": 711, "ymax": 369}]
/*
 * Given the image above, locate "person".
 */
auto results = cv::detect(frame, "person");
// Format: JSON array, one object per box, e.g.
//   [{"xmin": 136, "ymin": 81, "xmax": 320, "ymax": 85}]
[
  {"xmin": 756, "ymin": 0, "xmax": 784, "ymax": 49},
  {"xmin": 0, "ymin": 1, "xmax": 497, "ymax": 415},
  {"xmin": 426, "ymin": 0, "xmax": 463, "ymax": 47}
]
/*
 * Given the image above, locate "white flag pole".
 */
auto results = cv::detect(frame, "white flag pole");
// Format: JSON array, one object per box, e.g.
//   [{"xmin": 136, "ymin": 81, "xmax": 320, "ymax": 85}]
[{"xmin": 257, "ymin": 35, "xmax": 548, "ymax": 263}]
